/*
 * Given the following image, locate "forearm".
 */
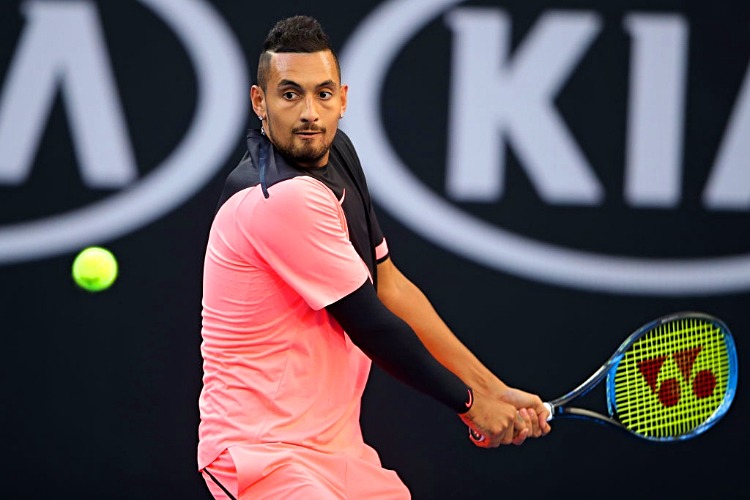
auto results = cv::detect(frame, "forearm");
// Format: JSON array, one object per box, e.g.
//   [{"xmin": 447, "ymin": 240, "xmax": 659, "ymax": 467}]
[
  {"xmin": 377, "ymin": 262, "xmax": 504, "ymax": 395},
  {"xmin": 326, "ymin": 281, "xmax": 472, "ymax": 413},
  {"xmin": 375, "ymin": 259, "xmax": 553, "ymax": 440}
]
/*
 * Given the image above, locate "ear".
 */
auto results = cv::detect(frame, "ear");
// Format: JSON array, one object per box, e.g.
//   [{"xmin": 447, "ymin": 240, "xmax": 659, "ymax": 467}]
[
  {"xmin": 339, "ymin": 84, "xmax": 348, "ymax": 119},
  {"xmin": 251, "ymin": 85, "xmax": 266, "ymax": 120}
]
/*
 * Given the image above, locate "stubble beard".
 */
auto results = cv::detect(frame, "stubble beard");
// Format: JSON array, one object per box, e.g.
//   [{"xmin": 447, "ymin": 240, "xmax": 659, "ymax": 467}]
[
  {"xmin": 284, "ymin": 139, "xmax": 329, "ymax": 166},
  {"xmin": 269, "ymin": 122, "xmax": 332, "ymax": 167}
]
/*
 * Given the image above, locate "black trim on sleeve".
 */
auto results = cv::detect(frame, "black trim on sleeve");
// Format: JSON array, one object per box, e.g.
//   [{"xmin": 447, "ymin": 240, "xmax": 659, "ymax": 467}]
[{"xmin": 326, "ymin": 281, "xmax": 471, "ymax": 414}]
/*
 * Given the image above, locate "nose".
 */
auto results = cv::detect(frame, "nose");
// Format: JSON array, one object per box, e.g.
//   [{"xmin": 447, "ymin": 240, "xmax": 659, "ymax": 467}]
[{"xmin": 300, "ymin": 96, "xmax": 320, "ymax": 123}]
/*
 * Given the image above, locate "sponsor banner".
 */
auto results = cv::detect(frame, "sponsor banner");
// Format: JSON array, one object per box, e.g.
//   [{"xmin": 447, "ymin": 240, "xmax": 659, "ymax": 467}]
[
  {"xmin": 0, "ymin": 1, "xmax": 747, "ymax": 499},
  {"xmin": 0, "ymin": 0, "xmax": 247, "ymax": 263},
  {"xmin": 341, "ymin": 0, "xmax": 750, "ymax": 295}
]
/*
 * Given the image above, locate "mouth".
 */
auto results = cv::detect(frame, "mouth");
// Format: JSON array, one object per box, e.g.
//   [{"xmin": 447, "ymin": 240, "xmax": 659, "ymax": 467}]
[{"xmin": 294, "ymin": 127, "xmax": 324, "ymax": 138}]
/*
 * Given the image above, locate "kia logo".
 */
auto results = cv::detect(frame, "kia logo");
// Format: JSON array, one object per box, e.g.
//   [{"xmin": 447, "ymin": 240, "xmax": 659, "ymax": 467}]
[{"xmin": 340, "ymin": 0, "xmax": 750, "ymax": 295}]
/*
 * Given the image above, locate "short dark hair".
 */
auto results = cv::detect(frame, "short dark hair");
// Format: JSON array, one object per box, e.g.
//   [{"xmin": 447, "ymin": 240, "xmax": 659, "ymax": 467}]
[{"xmin": 257, "ymin": 16, "xmax": 341, "ymax": 90}]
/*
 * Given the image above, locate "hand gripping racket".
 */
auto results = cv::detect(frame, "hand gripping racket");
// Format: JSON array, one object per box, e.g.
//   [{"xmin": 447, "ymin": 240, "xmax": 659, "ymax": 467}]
[{"xmin": 542, "ymin": 311, "xmax": 738, "ymax": 441}]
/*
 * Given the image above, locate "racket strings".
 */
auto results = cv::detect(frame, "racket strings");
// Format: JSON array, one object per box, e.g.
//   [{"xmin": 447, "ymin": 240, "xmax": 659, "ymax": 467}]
[{"xmin": 611, "ymin": 318, "xmax": 732, "ymax": 439}]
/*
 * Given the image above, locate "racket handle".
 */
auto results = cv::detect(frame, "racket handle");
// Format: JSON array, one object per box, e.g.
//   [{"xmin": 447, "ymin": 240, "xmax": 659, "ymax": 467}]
[
  {"xmin": 470, "ymin": 404, "xmax": 554, "ymax": 442},
  {"xmin": 469, "ymin": 428, "xmax": 485, "ymax": 442},
  {"xmin": 543, "ymin": 402, "xmax": 554, "ymax": 421}
]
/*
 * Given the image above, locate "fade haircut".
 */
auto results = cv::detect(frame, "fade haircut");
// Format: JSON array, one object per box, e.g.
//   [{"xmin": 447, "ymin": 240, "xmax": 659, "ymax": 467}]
[{"xmin": 257, "ymin": 16, "xmax": 341, "ymax": 91}]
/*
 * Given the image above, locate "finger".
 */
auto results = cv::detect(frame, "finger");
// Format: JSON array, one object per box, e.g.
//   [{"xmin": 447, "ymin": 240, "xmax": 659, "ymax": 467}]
[
  {"xmin": 525, "ymin": 408, "xmax": 541, "ymax": 437},
  {"xmin": 511, "ymin": 428, "xmax": 529, "ymax": 445},
  {"xmin": 512, "ymin": 409, "xmax": 531, "ymax": 444},
  {"xmin": 539, "ymin": 413, "xmax": 552, "ymax": 435},
  {"xmin": 513, "ymin": 409, "xmax": 528, "ymax": 433},
  {"xmin": 500, "ymin": 425, "xmax": 516, "ymax": 446},
  {"xmin": 535, "ymin": 405, "xmax": 552, "ymax": 434},
  {"xmin": 515, "ymin": 409, "xmax": 530, "ymax": 433},
  {"xmin": 500, "ymin": 412, "xmax": 523, "ymax": 446}
]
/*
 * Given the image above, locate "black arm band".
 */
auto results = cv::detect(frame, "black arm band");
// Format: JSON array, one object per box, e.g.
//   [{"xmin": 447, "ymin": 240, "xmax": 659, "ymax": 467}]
[{"xmin": 326, "ymin": 281, "xmax": 472, "ymax": 414}]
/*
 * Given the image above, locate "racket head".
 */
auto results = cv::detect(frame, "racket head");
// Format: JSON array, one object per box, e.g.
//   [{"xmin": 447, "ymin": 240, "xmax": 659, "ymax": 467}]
[{"xmin": 605, "ymin": 312, "xmax": 738, "ymax": 441}]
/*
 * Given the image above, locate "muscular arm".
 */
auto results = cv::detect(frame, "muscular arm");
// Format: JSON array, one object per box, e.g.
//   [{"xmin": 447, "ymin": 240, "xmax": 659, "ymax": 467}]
[
  {"xmin": 326, "ymin": 281, "xmax": 472, "ymax": 414},
  {"xmin": 327, "ymin": 277, "xmax": 523, "ymax": 446},
  {"xmin": 376, "ymin": 257, "xmax": 498, "ymax": 393},
  {"xmin": 376, "ymin": 257, "xmax": 551, "ymax": 441}
]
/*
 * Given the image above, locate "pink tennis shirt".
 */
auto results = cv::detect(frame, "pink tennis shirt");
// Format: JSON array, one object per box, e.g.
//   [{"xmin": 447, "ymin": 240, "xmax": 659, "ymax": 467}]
[{"xmin": 198, "ymin": 175, "xmax": 394, "ymax": 488}]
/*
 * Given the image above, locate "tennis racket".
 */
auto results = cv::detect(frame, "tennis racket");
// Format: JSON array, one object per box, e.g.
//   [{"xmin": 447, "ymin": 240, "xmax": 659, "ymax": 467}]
[
  {"xmin": 469, "ymin": 311, "xmax": 737, "ymax": 443},
  {"xmin": 542, "ymin": 311, "xmax": 738, "ymax": 441}
]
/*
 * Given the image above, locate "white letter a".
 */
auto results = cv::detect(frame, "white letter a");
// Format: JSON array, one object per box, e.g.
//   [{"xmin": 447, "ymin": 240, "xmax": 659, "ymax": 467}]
[{"xmin": 0, "ymin": 1, "xmax": 136, "ymax": 187}]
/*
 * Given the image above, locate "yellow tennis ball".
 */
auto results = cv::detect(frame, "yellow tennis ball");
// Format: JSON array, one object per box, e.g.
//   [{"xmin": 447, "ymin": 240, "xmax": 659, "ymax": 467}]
[{"xmin": 71, "ymin": 246, "xmax": 119, "ymax": 292}]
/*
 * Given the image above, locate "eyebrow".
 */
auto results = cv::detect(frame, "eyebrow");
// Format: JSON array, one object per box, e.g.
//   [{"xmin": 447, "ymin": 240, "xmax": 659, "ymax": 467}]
[{"xmin": 277, "ymin": 79, "xmax": 338, "ymax": 90}]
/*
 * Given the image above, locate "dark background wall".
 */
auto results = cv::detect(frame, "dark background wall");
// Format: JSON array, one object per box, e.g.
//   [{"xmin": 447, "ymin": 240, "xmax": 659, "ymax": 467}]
[{"xmin": 0, "ymin": 1, "xmax": 747, "ymax": 498}]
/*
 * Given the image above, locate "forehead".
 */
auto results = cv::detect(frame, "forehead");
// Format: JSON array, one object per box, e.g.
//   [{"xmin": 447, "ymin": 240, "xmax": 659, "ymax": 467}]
[{"xmin": 267, "ymin": 51, "xmax": 340, "ymax": 87}]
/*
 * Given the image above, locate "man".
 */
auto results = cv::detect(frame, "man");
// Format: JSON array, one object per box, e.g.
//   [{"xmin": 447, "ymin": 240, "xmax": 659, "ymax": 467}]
[{"xmin": 198, "ymin": 15, "xmax": 551, "ymax": 499}]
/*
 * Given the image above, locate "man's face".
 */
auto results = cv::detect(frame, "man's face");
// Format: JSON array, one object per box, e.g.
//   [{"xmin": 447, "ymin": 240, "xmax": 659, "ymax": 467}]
[{"xmin": 252, "ymin": 51, "xmax": 347, "ymax": 168}]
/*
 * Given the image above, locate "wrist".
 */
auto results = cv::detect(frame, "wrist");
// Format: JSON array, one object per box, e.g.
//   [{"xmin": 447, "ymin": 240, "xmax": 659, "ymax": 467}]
[
  {"xmin": 457, "ymin": 387, "xmax": 474, "ymax": 414},
  {"xmin": 474, "ymin": 376, "xmax": 509, "ymax": 400}
]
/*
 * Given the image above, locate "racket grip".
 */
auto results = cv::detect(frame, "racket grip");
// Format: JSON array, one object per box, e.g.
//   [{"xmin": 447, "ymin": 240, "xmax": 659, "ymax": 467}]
[
  {"xmin": 470, "ymin": 404, "xmax": 552, "ymax": 443},
  {"xmin": 469, "ymin": 428, "xmax": 485, "ymax": 442},
  {"xmin": 543, "ymin": 402, "xmax": 554, "ymax": 421}
]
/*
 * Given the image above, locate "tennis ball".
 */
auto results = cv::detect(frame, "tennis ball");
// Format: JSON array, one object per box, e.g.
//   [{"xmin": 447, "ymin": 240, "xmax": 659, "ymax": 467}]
[{"xmin": 71, "ymin": 246, "xmax": 118, "ymax": 292}]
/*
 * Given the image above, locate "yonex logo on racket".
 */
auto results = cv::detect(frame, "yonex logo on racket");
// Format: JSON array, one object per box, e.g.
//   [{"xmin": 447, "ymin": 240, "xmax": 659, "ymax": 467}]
[
  {"xmin": 637, "ymin": 346, "xmax": 717, "ymax": 408},
  {"xmin": 608, "ymin": 316, "xmax": 736, "ymax": 440},
  {"xmin": 544, "ymin": 313, "xmax": 736, "ymax": 441}
]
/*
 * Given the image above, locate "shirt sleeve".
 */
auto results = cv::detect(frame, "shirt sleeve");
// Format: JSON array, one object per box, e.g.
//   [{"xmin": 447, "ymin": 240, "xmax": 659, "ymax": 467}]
[
  {"xmin": 332, "ymin": 130, "xmax": 389, "ymax": 264},
  {"xmin": 369, "ymin": 214, "xmax": 389, "ymax": 263},
  {"xmin": 240, "ymin": 176, "xmax": 371, "ymax": 310}
]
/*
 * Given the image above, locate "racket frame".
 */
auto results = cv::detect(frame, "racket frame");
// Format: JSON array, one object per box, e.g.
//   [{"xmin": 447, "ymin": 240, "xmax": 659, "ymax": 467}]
[{"xmin": 544, "ymin": 311, "xmax": 738, "ymax": 441}]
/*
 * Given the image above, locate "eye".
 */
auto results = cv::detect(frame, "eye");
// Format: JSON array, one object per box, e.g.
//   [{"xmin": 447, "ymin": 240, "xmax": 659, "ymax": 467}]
[
  {"xmin": 282, "ymin": 91, "xmax": 298, "ymax": 100},
  {"xmin": 319, "ymin": 91, "xmax": 333, "ymax": 100}
]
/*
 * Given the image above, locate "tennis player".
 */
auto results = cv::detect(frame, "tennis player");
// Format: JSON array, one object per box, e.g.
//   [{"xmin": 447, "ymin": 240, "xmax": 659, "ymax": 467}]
[{"xmin": 197, "ymin": 15, "xmax": 551, "ymax": 499}]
